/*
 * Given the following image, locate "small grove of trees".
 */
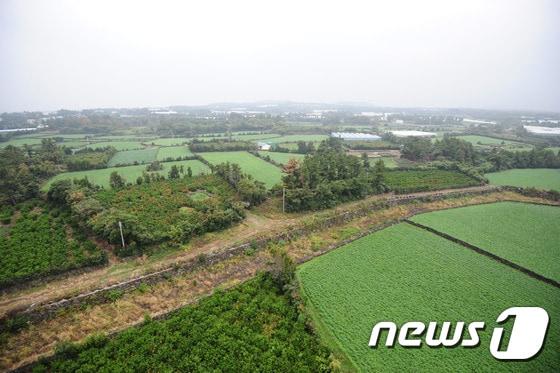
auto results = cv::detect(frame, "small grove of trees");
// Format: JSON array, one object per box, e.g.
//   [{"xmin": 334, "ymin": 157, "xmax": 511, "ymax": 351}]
[
  {"xmin": 282, "ymin": 138, "xmax": 388, "ymax": 212},
  {"xmin": 487, "ymin": 148, "xmax": 560, "ymax": 171},
  {"xmin": 212, "ymin": 162, "xmax": 267, "ymax": 206},
  {"xmin": 64, "ymin": 147, "xmax": 117, "ymax": 171},
  {"xmin": 402, "ymin": 137, "xmax": 477, "ymax": 163}
]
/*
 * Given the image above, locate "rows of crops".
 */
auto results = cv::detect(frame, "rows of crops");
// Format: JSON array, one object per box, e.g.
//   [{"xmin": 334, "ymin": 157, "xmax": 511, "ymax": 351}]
[
  {"xmin": 156, "ymin": 146, "xmax": 193, "ymax": 160},
  {"xmin": 107, "ymin": 148, "xmax": 159, "ymax": 166},
  {"xmin": 44, "ymin": 160, "xmax": 210, "ymax": 189},
  {"xmin": 485, "ymin": 168, "xmax": 560, "ymax": 191},
  {"xmin": 410, "ymin": 202, "xmax": 560, "ymax": 281},
  {"xmin": 199, "ymin": 151, "xmax": 283, "ymax": 188},
  {"xmin": 36, "ymin": 275, "xmax": 331, "ymax": 372},
  {"xmin": 384, "ymin": 169, "xmax": 479, "ymax": 193},
  {"xmin": 297, "ymin": 223, "xmax": 560, "ymax": 372},
  {"xmin": 0, "ymin": 201, "xmax": 106, "ymax": 287}
]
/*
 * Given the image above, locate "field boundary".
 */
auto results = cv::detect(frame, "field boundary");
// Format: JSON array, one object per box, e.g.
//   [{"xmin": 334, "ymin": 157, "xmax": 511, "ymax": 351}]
[{"xmin": 404, "ymin": 219, "xmax": 560, "ymax": 288}]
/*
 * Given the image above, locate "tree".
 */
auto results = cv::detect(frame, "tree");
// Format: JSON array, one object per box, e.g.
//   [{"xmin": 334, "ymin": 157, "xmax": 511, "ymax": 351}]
[
  {"xmin": 168, "ymin": 165, "xmax": 180, "ymax": 179},
  {"xmin": 109, "ymin": 172, "xmax": 126, "ymax": 189},
  {"xmin": 361, "ymin": 153, "xmax": 370, "ymax": 170},
  {"xmin": 187, "ymin": 166, "xmax": 192, "ymax": 177}
]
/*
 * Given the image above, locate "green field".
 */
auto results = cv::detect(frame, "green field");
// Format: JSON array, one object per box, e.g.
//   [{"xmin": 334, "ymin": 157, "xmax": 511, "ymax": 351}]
[
  {"xmin": 196, "ymin": 133, "xmax": 281, "ymax": 142},
  {"xmin": 84, "ymin": 141, "xmax": 145, "ymax": 151},
  {"xmin": 297, "ymin": 223, "xmax": 560, "ymax": 372},
  {"xmin": 411, "ymin": 202, "xmax": 560, "ymax": 281},
  {"xmin": 260, "ymin": 134, "xmax": 328, "ymax": 144},
  {"xmin": 373, "ymin": 156, "xmax": 398, "ymax": 168},
  {"xmin": 199, "ymin": 151, "xmax": 283, "ymax": 188},
  {"xmin": 44, "ymin": 160, "xmax": 210, "ymax": 189},
  {"xmin": 456, "ymin": 135, "xmax": 532, "ymax": 151},
  {"xmin": 258, "ymin": 151, "xmax": 305, "ymax": 164},
  {"xmin": 107, "ymin": 148, "xmax": 159, "ymax": 166},
  {"xmin": 149, "ymin": 137, "xmax": 191, "ymax": 146},
  {"xmin": 156, "ymin": 146, "xmax": 193, "ymax": 160},
  {"xmin": 0, "ymin": 137, "xmax": 44, "ymax": 148},
  {"xmin": 485, "ymin": 168, "xmax": 560, "ymax": 191},
  {"xmin": 546, "ymin": 147, "xmax": 560, "ymax": 154}
]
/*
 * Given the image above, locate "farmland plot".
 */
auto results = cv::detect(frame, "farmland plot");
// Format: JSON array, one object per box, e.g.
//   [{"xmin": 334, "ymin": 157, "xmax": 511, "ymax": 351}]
[
  {"xmin": 410, "ymin": 202, "xmax": 560, "ymax": 281},
  {"xmin": 262, "ymin": 134, "xmax": 328, "ymax": 143},
  {"xmin": 384, "ymin": 169, "xmax": 479, "ymax": 193},
  {"xmin": 149, "ymin": 137, "xmax": 191, "ymax": 146},
  {"xmin": 297, "ymin": 223, "xmax": 560, "ymax": 372},
  {"xmin": 199, "ymin": 151, "xmax": 283, "ymax": 188},
  {"xmin": 156, "ymin": 146, "xmax": 193, "ymax": 160},
  {"xmin": 44, "ymin": 160, "xmax": 210, "ymax": 189},
  {"xmin": 84, "ymin": 141, "xmax": 145, "ymax": 151},
  {"xmin": 456, "ymin": 135, "xmax": 533, "ymax": 151},
  {"xmin": 485, "ymin": 168, "xmax": 560, "ymax": 191},
  {"xmin": 107, "ymin": 148, "xmax": 159, "ymax": 166}
]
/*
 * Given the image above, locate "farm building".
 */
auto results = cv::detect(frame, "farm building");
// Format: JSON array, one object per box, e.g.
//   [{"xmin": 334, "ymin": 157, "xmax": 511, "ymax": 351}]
[
  {"xmin": 257, "ymin": 142, "xmax": 271, "ymax": 150},
  {"xmin": 390, "ymin": 130, "xmax": 436, "ymax": 138},
  {"xmin": 331, "ymin": 132, "xmax": 382, "ymax": 141}
]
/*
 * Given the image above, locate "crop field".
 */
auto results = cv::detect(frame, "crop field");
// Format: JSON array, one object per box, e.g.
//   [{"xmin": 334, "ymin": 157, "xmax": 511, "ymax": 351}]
[
  {"xmin": 0, "ymin": 137, "xmax": 44, "ymax": 148},
  {"xmin": 297, "ymin": 223, "xmax": 560, "ymax": 372},
  {"xmin": 485, "ymin": 168, "xmax": 560, "ymax": 191},
  {"xmin": 149, "ymin": 137, "xmax": 191, "ymax": 146},
  {"xmin": 456, "ymin": 135, "xmax": 533, "ymax": 151},
  {"xmin": 44, "ymin": 160, "xmax": 210, "ymax": 189},
  {"xmin": 373, "ymin": 156, "xmax": 398, "ymax": 168},
  {"xmin": 260, "ymin": 134, "xmax": 328, "ymax": 144},
  {"xmin": 0, "ymin": 201, "xmax": 106, "ymax": 287},
  {"xmin": 384, "ymin": 169, "xmax": 479, "ymax": 193},
  {"xmin": 199, "ymin": 151, "xmax": 283, "ymax": 188},
  {"xmin": 195, "ymin": 133, "xmax": 281, "ymax": 142},
  {"xmin": 36, "ymin": 275, "xmax": 330, "ymax": 372},
  {"xmin": 156, "ymin": 146, "xmax": 193, "ymax": 160},
  {"xmin": 84, "ymin": 141, "xmax": 145, "ymax": 151},
  {"xmin": 258, "ymin": 151, "xmax": 305, "ymax": 164},
  {"xmin": 411, "ymin": 202, "xmax": 560, "ymax": 281},
  {"xmin": 107, "ymin": 148, "xmax": 159, "ymax": 166}
]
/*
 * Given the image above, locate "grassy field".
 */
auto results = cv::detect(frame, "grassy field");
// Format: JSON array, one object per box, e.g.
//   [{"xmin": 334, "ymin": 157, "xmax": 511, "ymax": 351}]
[
  {"xmin": 107, "ymin": 148, "xmax": 159, "ymax": 166},
  {"xmin": 0, "ymin": 137, "xmax": 44, "ymax": 148},
  {"xmin": 258, "ymin": 151, "xmax": 305, "ymax": 164},
  {"xmin": 456, "ymin": 135, "xmax": 532, "ymax": 151},
  {"xmin": 199, "ymin": 151, "xmax": 283, "ymax": 188},
  {"xmin": 260, "ymin": 134, "xmax": 328, "ymax": 144},
  {"xmin": 148, "ymin": 137, "xmax": 191, "ymax": 146},
  {"xmin": 485, "ymin": 168, "xmax": 560, "ymax": 191},
  {"xmin": 84, "ymin": 141, "xmax": 145, "ymax": 151},
  {"xmin": 411, "ymin": 202, "xmax": 560, "ymax": 281},
  {"xmin": 43, "ymin": 160, "xmax": 210, "ymax": 189},
  {"xmin": 156, "ymin": 146, "xmax": 193, "ymax": 160},
  {"xmin": 373, "ymin": 156, "xmax": 398, "ymax": 168},
  {"xmin": 297, "ymin": 223, "xmax": 560, "ymax": 372}
]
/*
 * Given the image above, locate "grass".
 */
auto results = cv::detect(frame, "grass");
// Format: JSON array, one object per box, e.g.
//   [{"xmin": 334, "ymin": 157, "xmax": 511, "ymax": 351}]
[
  {"xmin": 456, "ymin": 135, "xmax": 532, "ymax": 151},
  {"xmin": 83, "ymin": 141, "xmax": 145, "ymax": 151},
  {"xmin": 156, "ymin": 146, "xmax": 193, "ymax": 160},
  {"xmin": 0, "ymin": 137, "xmax": 44, "ymax": 148},
  {"xmin": 258, "ymin": 151, "xmax": 306, "ymax": 164},
  {"xmin": 485, "ymin": 168, "xmax": 560, "ymax": 191},
  {"xmin": 43, "ymin": 160, "xmax": 210, "ymax": 189},
  {"xmin": 373, "ymin": 156, "xmax": 398, "ymax": 168},
  {"xmin": 297, "ymin": 223, "xmax": 560, "ymax": 372},
  {"xmin": 107, "ymin": 148, "xmax": 159, "ymax": 166},
  {"xmin": 199, "ymin": 151, "xmax": 284, "ymax": 188},
  {"xmin": 410, "ymin": 202, "xmax": 560, "ymax": 282}
]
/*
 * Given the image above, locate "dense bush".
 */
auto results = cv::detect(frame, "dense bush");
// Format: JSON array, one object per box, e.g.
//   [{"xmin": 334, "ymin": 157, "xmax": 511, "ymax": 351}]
[
  {"xmin": 36, "ymin": 274, "xmax": 332, "ymax": 372},
  {"xmin": 212, "ymin": 162, "xmax": 267, "ymax": 206},
  {"xmin": 0, "ymin": 200, "xmax": 107, "ymax": 288}
]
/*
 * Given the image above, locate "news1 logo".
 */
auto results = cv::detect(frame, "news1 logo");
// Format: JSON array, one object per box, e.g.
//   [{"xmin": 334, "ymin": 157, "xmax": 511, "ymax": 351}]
[{"xmin": 369, "ymin": 307, "xmax": 549, "ymax": 360}]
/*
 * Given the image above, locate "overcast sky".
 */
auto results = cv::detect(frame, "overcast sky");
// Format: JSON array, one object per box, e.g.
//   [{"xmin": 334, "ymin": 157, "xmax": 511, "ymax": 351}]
[{"xmin": 1, "ymin": 0, "xmax": 559, "ymax": 113}]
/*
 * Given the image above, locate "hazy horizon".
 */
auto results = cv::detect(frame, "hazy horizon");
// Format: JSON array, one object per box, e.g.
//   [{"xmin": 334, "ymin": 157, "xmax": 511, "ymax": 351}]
[{"xmin": 1, "ymin": 0, "xmax": 559, "ymax": 113}]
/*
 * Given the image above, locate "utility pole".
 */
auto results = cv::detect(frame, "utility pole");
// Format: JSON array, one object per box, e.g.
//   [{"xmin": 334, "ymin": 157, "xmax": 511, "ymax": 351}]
[
  {"xmin": 118, "ymin": 221, "xmax": 126, "ymax": 249},
  {"xmin": 282, "ymin": 187, "xmax": 286, "ymax": 214}
]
